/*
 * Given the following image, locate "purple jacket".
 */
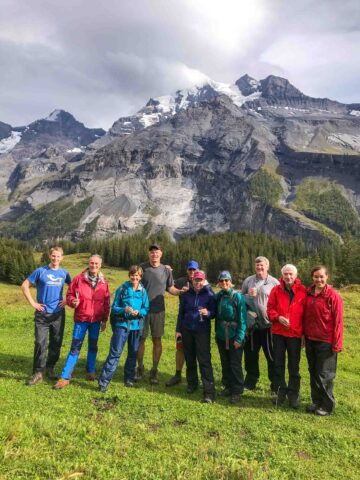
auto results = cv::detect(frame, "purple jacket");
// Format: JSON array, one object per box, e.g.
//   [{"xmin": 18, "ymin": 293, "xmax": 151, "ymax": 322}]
[{"xmin": 176, "ymin": 285, "xmax": 216, "ymax": 333}]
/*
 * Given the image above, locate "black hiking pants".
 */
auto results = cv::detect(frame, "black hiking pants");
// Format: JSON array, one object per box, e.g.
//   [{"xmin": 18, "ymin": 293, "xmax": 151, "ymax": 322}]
[
  {"xmin": 273, "ymin": 334, "xmax": 301, "ymax": 399},
  {"xmin": 182, "ymin": 328, "xmax": 215, "ymax": 397},
  {"xmin": 305, "ymin": 339, "xmax": 337, "ymax": 413},
  {"xmin": 216, "ymin": 337, "xmax": 244, "ymax": 395},
  {"xmin": 33, "ymin": 310, "xmax": 65, "ymax": 373},
  {"xmin": 244, "ymin": 327, "xmax": 275, "ymax": 391}
]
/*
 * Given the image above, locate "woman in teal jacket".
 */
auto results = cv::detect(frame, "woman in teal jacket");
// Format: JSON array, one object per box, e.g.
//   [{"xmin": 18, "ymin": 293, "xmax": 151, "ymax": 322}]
[
  {"xmin": 98, "ymin": 265, "xmax": 149, "ymax": 392},
  {"xmin": 215, "ymin": 270, "xmax": 247, "ymax": 404}
]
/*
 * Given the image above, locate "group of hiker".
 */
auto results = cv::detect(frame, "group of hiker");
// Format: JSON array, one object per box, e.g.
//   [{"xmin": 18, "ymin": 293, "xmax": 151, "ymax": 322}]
[{"xmin": 22, "ymin": 244, "xmax": 344, "ymax": 416}]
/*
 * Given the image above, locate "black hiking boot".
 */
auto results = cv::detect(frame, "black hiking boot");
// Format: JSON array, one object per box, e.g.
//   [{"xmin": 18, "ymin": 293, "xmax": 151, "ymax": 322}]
[
  {"xmin": 165, "ymin": 372, "xmax": 182, "ymax": 387},
  {"xmin": 134, "ymin": 365, "xmax": 144, "ymax": 382},
  {"xmin": 45, "ymin": 368, "xmax": 59, "ymax": 380},
  {"xmin": 149, "ymin": 368, "xmax": 159, "ymax": 385}
]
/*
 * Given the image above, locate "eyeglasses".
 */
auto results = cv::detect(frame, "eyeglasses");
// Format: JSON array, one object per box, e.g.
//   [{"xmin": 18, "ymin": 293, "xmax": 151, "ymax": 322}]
[
  {"xmin": 219, "ymin": 279, "xmax": 230, "ymax": 283},
  {"xmin": 187, "ymin": 268, "xmax": 196, "ymax": 271}
]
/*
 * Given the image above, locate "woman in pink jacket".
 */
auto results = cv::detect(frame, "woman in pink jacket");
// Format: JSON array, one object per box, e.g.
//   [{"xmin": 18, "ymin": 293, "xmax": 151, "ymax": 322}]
[{"xmin": 303, "ymin": 265, "xmax": 343, "ymax": 416}]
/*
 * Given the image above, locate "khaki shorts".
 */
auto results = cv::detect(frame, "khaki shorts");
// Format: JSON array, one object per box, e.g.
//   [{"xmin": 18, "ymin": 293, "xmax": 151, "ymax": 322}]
[{"xmin": 143, "ymin": 311, "xmax": 165, "ymax": 338}]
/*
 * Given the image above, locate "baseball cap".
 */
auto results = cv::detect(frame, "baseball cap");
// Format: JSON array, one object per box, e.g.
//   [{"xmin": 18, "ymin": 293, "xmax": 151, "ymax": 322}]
[
  {"xmin": 186, "ymin": 260, "xmax": 199, "ymax": 270},
  {"xmin": 149, "ymin": 243, "xmax": 162, "ymax": 251},
  {"xmin": 193, "ymin": 270, "xmax": 206, "ymax": 280},
  {"xmin": 218, "ymin": 270, "xmax": 232, "ymax": 281}
]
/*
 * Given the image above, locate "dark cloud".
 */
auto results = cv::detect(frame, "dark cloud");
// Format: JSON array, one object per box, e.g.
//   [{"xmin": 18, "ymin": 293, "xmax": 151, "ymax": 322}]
[{"xmin": 0, "ymin": 0, "xmax": 359, "ymax": 129}]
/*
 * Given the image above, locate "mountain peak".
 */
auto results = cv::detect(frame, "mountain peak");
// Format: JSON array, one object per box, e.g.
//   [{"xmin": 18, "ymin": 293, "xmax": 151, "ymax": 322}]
[
  {"xmin": 259, "ymin": 75, "xmax": 304, "ymax": 99},
  {"xmin": 235, "ymin": 74, "xmax": 260, "ymax": 96}
]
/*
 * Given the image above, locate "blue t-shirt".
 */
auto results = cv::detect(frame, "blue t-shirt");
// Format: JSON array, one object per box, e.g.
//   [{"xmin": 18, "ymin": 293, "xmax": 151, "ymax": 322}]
[{"xmin": 27, "ymin": 265, "xmax": 71, "ymax": 314}]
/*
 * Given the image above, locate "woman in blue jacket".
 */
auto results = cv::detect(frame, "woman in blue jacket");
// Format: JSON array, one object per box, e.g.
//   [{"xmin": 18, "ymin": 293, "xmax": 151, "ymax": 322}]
[
  {"xmin": 98, "ymin": 265, "xmax": 149, "ymax": 392},
  {"xmin": 176, "ymin": 270, "xmax": 216, "ymax": 403}
]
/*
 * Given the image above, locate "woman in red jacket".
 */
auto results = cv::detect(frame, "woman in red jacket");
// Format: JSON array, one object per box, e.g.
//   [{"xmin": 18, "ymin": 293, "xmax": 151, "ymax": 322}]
[
  {"xmin": 303, "ymin": 265, "xmax": 343, "ymax": 416},
  {"xmin": 54, "ymin": 255, "xmax": 110, "ymax": 389},
  {"xmin": 267, "ymin": 264, "xmax": 307, "ymax": 409}
]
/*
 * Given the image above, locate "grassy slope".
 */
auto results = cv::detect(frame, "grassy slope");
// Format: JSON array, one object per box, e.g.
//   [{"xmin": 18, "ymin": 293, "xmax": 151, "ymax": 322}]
[{"xmin": 0, "ymin": 254, "xmax": 359, "ymax": 480}]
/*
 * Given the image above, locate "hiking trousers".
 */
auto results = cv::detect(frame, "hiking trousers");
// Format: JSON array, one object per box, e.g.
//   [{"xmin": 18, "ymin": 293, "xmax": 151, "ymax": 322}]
[
  {"xmin": 216, "ymin": 337, "xmax": 244, "ymax": 395},
  {"xmin": 99, "ymin": 326, "xmax": 142, "ymax": 387},
  {"xmin": 305, "ymin": 339, "xmax": 337, "ymax": 413},
  {"xmin": 273, "ymin": 334, "xmax": 301, "ymax": 399},
  {"xmin": 244, "ymin": 327, "xmax": 275, "ymax": 391},
  {"xmin": 61, "ymin": 321, "xmax": 101, "ymax": 380},
  {"xmin": 33, "ymin": 310, "xmax": 65, "ymax": 373},
  {"xmin": 182, "ymin": 328, "xmax": 215, "ymax": 397}
]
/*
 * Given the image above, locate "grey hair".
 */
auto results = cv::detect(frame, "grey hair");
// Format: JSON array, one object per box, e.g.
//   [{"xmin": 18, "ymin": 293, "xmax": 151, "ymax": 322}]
[
  {"xmin": 89, "ymin": 254, "xmax": 102, "ymax": 262},
  {"xmin": 281, "ymin": 264, "xmax": 298, "ymax": 275},
  {"xmin": 255, "ymin": 256, "xmax": 270, "ymax": 267}
]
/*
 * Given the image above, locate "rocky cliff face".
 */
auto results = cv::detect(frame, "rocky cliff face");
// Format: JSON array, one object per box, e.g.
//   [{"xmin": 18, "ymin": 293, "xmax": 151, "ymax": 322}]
[{"xmin": 1, "ymin": 76, "xmax": 359, "ymax": 245}]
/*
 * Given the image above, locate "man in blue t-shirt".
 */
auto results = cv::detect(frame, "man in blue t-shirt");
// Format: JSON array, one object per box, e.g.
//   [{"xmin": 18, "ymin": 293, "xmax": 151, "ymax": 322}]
[{"xmin": 21, "ymin": 246, "xmax": 71, "ymax": 386}]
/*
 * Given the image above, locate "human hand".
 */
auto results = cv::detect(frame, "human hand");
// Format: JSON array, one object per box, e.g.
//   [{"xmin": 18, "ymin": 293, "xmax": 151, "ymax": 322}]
[
  {"xmin": 233, "ymin": 341, "xmax": 242, "ymax": 349},
  {"xmin": 33, "ymin": 302, "xmax": 45, "ymax": 312},
  {"xmin": 198, "ymin": 307, "xmax": 208, "ymax": 316},
  {"xmin": 249, "ymin": 287, "xmax": 257, "ymax": 297},
  {"xmin": 278, "ymin": 316, "xmax": 290, "ymax": 327},
  {"xmin": 58, "ymin": 299, "xmax": 67, "ymax": 308},
  {"xmin": 132, "ymin": 310, "xmax": 139, "ymax": 316},
  {"xmin": 100, "ymin": 321, "xmax": 107, "ymax": 332},
  {"xmin": 125, "ymin": 306, "xmax": 133, "ymax": 313}
]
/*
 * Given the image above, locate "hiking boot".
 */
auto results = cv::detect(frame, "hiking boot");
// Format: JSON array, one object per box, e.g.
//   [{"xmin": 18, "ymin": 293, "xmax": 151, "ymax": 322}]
[
  {"xmin": 98, "ymin": 384, "xmax": 107, "ymax": 393},
  {"xmin": 288, "ymin": 396, "xmax": 300, "ymax": 409},
  {"xmin": 315, "ymin": 407, "xmax": 331, "ymax": 416},
  {"xmin": 201, "ymin": 396, "xmax": 214, "ymax": 404},
  {"xmin": 86, "ymin": 372, "xmax": 96, "ymax": 381},
  {"xmin": 219, "ymin": 387, "xmax": 231, "ymax": 397},
  {"xmin": 165, "ymin": 373, "xmax": 182, "ymax": 387},
  {"xmin": 187, "ymin": 384, "xmax": 198, "ymax": 394},
  {"xmin": 230, "ymin": 394, "xmax": 241, "ymax": 404},
  {"xmin": 53, "ymin": 378, "xmax": 69, "ymax": 390},
  {"xmin": 149, "ymin": 368, "xmax": 159, "ymax": 385},
  {"xmin": 45, "ymin": 368, "xmax": 59, "ymax": 380},
  {"xmin": 124, "ymin": 380, "xmax": 134, "ymax": 388},
  {"xmin": 306, "ymin": 403, "xmax": 319, "ymax": 413},
  {"xmin": 26, "ymin": 372, "xmax": 43, "ymax": 386},
  {"xmin": 134, "ymin": 365, "xmax": 144, "ymax": 382}
]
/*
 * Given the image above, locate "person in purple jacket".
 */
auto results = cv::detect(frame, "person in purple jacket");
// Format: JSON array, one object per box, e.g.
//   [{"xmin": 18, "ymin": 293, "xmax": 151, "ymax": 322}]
[{"xmin": 176, "ymin": 270, "xmax": 216, "ymax": 403}]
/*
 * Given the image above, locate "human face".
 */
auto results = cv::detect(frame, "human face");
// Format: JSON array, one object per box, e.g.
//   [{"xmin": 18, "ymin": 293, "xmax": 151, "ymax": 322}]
[
  {"xmin": 129, "ymin": 271, "xmax": 142, "ymax": 286},
  {"xmin": 282, "ymin": 268, "xmax": 297, "ymax": 287},
  {"xmin": 193, "ymin": 278, "xmax": 205, "ymax": 292},
  {"xmin": 148, "ymin": 248, "xmax": 162, "ymax": 266},
  {"xmin": 88, "ymin": 256, "xmax": 102, "ymax": 275},
  {"xmin": 49, "ymin": 251, "xmax": 63, "ymax": 268},
  {"xmin": 219, "ymin": 279, "xmax": 231, "ymax": 290},
  {"xmin": 312, "ymin": 268, "xmax": 328, "ymax": 291},
  {"xmin": 255, "ymin": 261, "xmax": 269, "ymax": 279},
  {"xmin": 187, "ymin": 268, "xmax": 196, "ymax": 281}
]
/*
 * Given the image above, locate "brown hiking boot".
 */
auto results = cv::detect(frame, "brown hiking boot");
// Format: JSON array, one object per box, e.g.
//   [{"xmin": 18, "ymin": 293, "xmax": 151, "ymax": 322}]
[
  {"xmin": 26, "ymin": 372, "xmax": 43, "ymax": 386},
  {"xmin": 86, "ymin": 372, "xmax": 96, "ymax": 381},
  {"xmin": 53, "ymin": 378, "xmax": 70, "ymax": 390}
]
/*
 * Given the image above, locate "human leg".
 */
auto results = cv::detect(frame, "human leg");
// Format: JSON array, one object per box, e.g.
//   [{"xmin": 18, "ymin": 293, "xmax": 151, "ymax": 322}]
[
  {"xmin": 228, "ymin": 340, "xmax": 244, "ymax": 396},
  {"xmin": 60, "ymin": 322, "xmax": 88, "ymax": 380},
  {"xmin": 272, "ymin": 334, "xmax": 287, "ymax": 399},
  {"xmin": 99, "ymin": 326, "xmax": 128, "ymax": 388},
  {"xmin": 86, "ymin": 322, "xmax": 101, "ymax": 375},
  {"xmin": 46, "ymin": 310, "xmax": 65, "ymax": 370},
  {"xmin": 286, "ymin": 336, "xmax": 301, "ymax": 406},
  {"xmin": 313, "ymin": 342, "xmax": 337, "ymax": 413},
  {"xmin": 244, "ymin": 330, "xmax": 261, "ymax": 389},
  {"xmin": 261, "ymin": 328, "xmax": 275, "ymax": 391},
  {"xmin": 182, "ymin": 329, "xmax": 199, "ymax": 390},
  {"xmin": 124, "ymin": 329, "xmax": 142, "ymax": 383},
  {"xmin": 195, "ymin": 331, "xmax": 215, "ymax": 398},
  {"xmin": 216, "ymin": 337, "xmax": 231, "ymax": 390},
  {"xmin": 32, "ymin": 311, "xmax": 51, "ymax": 373}
]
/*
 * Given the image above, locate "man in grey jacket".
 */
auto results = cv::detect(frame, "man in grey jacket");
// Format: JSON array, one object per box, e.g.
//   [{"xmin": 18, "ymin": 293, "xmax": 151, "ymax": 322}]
[{"xmin": 241, "ymin": 256, "xmax": 279, "ymax": 392}]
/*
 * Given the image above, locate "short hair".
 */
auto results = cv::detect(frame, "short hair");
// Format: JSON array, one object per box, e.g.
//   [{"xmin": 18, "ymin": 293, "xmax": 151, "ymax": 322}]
[
  {"xmin": 311, "ymin": 265, "xmax": 328, "ymax": 276},
  {"xmin": 49, "ymin": 246, "xmax": 63, "ymax": 255},
  {"xmin": 128, "ymin": 265, "xmax": 143, "ymax": 277},
  {"xmin": 89, "ymin": 254, "xmax": 102, "ymax": 263},
  {"xmin": 255, "ymin": 256, "xmax": 269, "ymax": 267},
  {"xmin": 281, "ymin": 264, "xmax": 298, "ymax": 275}
]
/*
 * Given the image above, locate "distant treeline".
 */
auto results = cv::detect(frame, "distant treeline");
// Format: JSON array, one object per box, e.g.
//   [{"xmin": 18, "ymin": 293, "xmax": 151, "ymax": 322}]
[
  {"xmin": 0, "ymin": 238, "xmax": 36, "ymax": 285},
  {"xmin": 54, "ymin": 231, "xmax": 360, "ymax": 287}
]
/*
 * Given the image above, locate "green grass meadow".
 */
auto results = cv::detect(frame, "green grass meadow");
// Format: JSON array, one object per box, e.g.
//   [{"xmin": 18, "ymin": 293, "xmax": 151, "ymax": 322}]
[{"xmin": 0, "ymin": 254, "xmax": 359, "ymax": 479}]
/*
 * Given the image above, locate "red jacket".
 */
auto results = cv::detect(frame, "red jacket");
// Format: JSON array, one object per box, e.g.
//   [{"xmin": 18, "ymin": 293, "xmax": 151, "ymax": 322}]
[
  {"xmin": 66, "ymin": 270, "xmax": 110, "ymax": 323},
  {"xmin": 303, "ymin": 284, "xmax": 343, "ymax": 352},
  {"xmin": 267, "ymin": 278, "xmax": 307, "ymax": 338}
]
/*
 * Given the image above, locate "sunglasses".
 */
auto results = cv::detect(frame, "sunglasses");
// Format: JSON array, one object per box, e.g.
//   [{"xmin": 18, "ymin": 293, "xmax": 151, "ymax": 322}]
[{"xmin": 219, "ymin": 279, "xmax": 230, "ymax": 283}]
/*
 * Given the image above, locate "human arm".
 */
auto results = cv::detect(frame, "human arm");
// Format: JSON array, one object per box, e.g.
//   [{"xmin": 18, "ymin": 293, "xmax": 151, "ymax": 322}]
[
  {"xmin": 267, "ymin": 287, "xmax": 290, "ymax": 327},
  {"xmin": 331, "ymin": 291, "xmax": 344, "ymax": 353},
  {"xmin": 234, "ymin": 293, "xmax": 247, "ymax": 345},
  {"xmin": 66, "ymin": 278, "xmax": 79, "ymax": 308},
  {"xmin": 21, "ymin": 279, "xmax": 45, "ymax": 312}
]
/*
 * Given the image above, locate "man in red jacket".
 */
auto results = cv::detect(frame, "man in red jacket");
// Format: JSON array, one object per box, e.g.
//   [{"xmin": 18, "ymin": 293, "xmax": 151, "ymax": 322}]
[
  {"xmin": 303, "ymin": 265, "xmax": 343, "ymax": 416},
  {"xmin": 54, "ymin": 254, "xmax": 110, "ymax": 389},
  {"xmin": 267, "ymin": 264, "xmax": 307, "ymax": 408}
]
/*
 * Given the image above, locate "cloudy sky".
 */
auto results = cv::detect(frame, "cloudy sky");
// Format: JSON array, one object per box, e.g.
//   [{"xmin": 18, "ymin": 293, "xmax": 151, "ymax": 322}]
[{"xmin": 1, "ymin": 0, "xmax": 359, "ymax": 129}]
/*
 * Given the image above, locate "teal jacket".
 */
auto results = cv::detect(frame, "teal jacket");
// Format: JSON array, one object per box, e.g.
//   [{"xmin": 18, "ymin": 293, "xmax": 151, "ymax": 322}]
[
  {"xmin": 111, "ymin": 281, "xmax": 149, "ymax": 330},
  {"xmin": 215, "ymin": 288, "xmax": 247, "ymax": 344}
]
